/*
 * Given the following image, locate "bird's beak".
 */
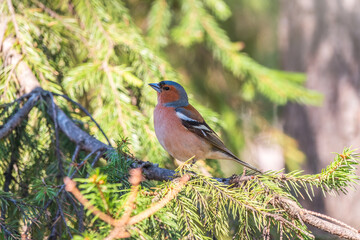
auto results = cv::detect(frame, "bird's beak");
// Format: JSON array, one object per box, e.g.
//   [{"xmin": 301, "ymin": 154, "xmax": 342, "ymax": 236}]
[{"xmin": 148, "ymin": 83, "xmax": 161, "ymax": 93}]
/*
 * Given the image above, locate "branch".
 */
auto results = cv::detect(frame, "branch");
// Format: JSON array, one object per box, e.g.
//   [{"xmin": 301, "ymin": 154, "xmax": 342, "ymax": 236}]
[
  {"xmin": 52, "ymin": 93, "xmax": 111, "ymax": 146},
  {"xmin": 276, "ymin": 197, "xmax": 360, "ymax": 240},
  {"xmin": 2, "ymin": 38, "xmax": 40, "ymax": 94},
  {"xmin": 0, "ymin": 91, "xmax": 40, "ymax": 139},
  {"xmin": 1, "ymin": 37, "xmax": 110, "ymax": 153}
]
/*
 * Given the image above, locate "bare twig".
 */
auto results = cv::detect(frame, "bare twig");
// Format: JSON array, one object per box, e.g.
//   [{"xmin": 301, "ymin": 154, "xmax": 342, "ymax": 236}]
[
  {"xmin": 78, "ymin": 204, "xmax": 85, "ymax": 233},
  {"xmin": 121, "ymin": 169, "xmax": 142, "ymax": 222},
  {"xmin": 48, "ymin": 208, "xmax": 61, "ymax": 239},
  {"xmin": 90, "ymin": 148, "xmax": 105, "ymax": 168},
  {"xmin": 48, "ymin": 91, "xmax": 64, "ymax": 178},
  {"xmin": 52, "ymin": 93, "xmax": 111, "ymax": 146},
  {"xmin": 64, "ymin": 177, "xmax": 116, "ymax": 226},
  {"xmin": 303, "ymin": 208, "xmax": 358, "ymax": 233},
  {"xmin": 56, "ymin": 197, "xmax": 73, "ymax": 238},
  {"xmin": 276, "ymin": 196, "xmax": 360, "ymax": 240},
  {"xmin": 0, "ymin": 91, "xmax": 40, "ymax": 139},
  {"xmin": 71, "ymin": 145, "xmax": 81, "ymax": 165},
  {"xmin": 128, "ymin": 174, "xmax": 190, "ymax": 225},
  {"xmin": 105, "ymin": 168, "xmax": 142, "ymax": 240}
]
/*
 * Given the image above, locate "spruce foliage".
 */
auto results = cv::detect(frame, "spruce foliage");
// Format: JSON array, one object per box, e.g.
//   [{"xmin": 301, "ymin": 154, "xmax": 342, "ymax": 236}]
[{"xmin": 0, "ymin": 0, "xmax": 358, "ymax": 239}]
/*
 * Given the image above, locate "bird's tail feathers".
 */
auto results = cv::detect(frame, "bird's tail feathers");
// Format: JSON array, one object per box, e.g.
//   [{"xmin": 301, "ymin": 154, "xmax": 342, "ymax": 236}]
[
  {"xmin": 223, "ymin": 150, "xmax": 262, "ymax": 174},
  {"xmin": 232, "ymin": 156, "xmax": 262, "ymax": 174}
]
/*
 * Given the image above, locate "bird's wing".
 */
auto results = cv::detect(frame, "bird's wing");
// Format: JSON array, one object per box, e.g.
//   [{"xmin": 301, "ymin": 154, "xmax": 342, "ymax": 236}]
[
  {"xmin": 176, "ymin": 105, "xmax": 262, "ymax": 173},
  {"xmin": 175, "ymin": 105, "xmax": 228, "ymax": 152}
]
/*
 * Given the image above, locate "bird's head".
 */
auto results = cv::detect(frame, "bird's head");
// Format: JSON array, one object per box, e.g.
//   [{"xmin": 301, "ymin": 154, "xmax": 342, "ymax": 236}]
[{"xmin": 149, "ymin": 81, "xmax": 189, "ymax": 107}]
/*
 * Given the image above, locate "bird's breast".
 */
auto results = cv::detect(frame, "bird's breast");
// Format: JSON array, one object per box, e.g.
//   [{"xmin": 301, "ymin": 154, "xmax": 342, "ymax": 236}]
[
  {"xmin": 154, "ymin": 105, "xmax": 181, "ymax": 148},
  {"xmin": 153, "ymin": 105, "xmax": 210, "ymax": 161}
]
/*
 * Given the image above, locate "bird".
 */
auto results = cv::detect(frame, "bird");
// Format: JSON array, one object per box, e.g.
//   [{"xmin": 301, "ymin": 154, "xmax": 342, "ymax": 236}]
[{"xmin": 149, "ymin": 80, "xmax": 261, "ymax": 173}]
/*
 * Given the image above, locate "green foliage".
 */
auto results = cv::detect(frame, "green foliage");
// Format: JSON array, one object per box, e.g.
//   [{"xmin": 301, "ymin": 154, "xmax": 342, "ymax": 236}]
[
  {"xmin": 70, "ymin": 147, "xmax": 359, "ymax": 239},
  {"xmin": 262, "ymin": 147, "xmax": 360, "ymax": 199},
  {"xmin": 0, "ymin": 191, "xmax": 39, "ymax": 239},
  {"xmin": 0, "ymin": 0, "xmax": 347, "ymax": 239},
  {"xmin": 0, "ymin": 0, "xmax": 321, "ymax": 168}
]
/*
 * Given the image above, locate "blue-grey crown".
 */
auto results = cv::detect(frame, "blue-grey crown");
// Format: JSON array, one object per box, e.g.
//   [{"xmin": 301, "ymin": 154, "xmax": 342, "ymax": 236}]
[{"xmin": 160, "ymin": 81, "xmax": 189, "ymax": 107}]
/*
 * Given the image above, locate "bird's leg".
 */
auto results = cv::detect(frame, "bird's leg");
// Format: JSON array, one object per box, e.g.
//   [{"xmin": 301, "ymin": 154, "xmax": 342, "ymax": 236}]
[
  {"xmin": 176, "ymin": 156, "xmax": 196, "ymax": 174},
  {"xmin": 241, "ymin": 168, "xmax": 246, "ymax": 177}
]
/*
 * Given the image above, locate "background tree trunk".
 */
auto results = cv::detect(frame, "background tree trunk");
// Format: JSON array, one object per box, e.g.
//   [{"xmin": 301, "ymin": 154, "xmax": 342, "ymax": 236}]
[{"xmin": 280, "ymin": 0, "xmax": 360, "ymax": 226}]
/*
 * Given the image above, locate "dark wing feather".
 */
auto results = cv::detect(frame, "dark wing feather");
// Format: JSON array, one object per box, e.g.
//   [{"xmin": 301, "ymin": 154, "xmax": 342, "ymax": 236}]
[
  {"xmin": 180, "ymin": 118, "xmax": 227, "ymax": 150},
  {"xmin": 176, "ymin": 107, "xmax": 262, "ymax": 173},
  {"xmin": 175, "ymin": 107, "xmax": 226, "ymax": 147}
]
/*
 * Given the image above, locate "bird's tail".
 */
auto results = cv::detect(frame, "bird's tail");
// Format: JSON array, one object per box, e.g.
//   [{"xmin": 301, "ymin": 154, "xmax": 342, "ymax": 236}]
[
  {"xmin": 232, "ymin": 156, "xmax": 262, "ymax": 174},
  {"xmin": 224, "ymin": 150, "xmax": 262, "ymax": 174}
]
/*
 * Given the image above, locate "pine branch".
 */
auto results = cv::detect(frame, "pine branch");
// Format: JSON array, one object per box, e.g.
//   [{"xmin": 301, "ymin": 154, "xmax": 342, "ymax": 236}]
[{"xmin": 0, "ymin": 91, "xmax": 40, "ymax": 139}]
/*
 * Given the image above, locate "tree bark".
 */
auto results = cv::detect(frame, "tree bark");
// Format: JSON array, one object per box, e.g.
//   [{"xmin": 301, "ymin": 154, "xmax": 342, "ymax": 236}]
[{"xmin": 280, "ymin": 0, "xmax": 360, "ymax": 227}]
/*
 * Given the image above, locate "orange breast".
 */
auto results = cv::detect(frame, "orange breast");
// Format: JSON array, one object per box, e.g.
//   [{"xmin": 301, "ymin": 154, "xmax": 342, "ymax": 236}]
[{"xmin": 153, "ymin": 104, "xmax": 210, "ymax": 161}]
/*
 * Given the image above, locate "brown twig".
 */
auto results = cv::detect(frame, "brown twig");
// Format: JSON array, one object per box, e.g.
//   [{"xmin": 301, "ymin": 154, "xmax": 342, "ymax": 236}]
[
  {"xmin": 128, "ymin": 174, "xmax": 190, "ymax": 225},
  {"xmin": 276, "ymin": 196, "xmax": 360, "ymax": 240},
  {"xmin": 303, "ymin": 208, "xmax": 358, "ymax": 233},
  {"xmin": 64, "ymin": 177, "xmax": 116, "ymax": 226},
  {"xmin": 97, "ymin": 183, "xmax": 111, "ymax": 216},
  {"xmin": 119, "ymin": 168, "xmax": 142, "ymax": 224},
  {"xmin": 104, "ymin": 168, "xmax": 142, "ymax": 240}
]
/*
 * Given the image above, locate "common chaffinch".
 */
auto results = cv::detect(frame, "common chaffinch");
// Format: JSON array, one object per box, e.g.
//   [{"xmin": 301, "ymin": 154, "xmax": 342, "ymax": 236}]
[{"xmin": 149, "ymin": 81, "xmax": 261, "ymax": 173}]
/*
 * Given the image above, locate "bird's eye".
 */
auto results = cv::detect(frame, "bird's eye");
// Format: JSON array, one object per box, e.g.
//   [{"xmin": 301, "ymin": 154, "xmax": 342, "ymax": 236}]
[{"xmin": 163, "ymin": 86, "xmax": 170, "ymax": 91}]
